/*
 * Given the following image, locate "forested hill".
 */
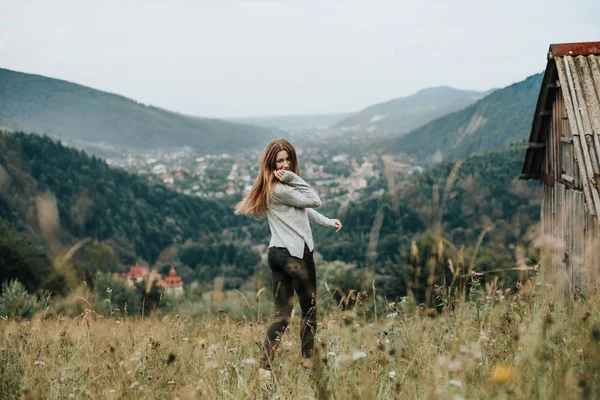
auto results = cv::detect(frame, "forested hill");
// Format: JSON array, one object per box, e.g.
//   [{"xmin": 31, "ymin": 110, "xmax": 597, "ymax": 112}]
[
  {"xmin": 0, "ymin": 68, "xmax": 277, "ymax": 152},
  {"xmin": 313, "ymin": 143, "xmax": 540, "ymax": 294},
  {"xmin": 334, "ymin": 86, "xmax": 488, "ymax": 135},
  {"xmin": 0, "ymin": 132, "xmax": 250, "ymax": 266},
  {"xmin": 371, "ymin": 73, "xmax": 543, "ymax": 163}
]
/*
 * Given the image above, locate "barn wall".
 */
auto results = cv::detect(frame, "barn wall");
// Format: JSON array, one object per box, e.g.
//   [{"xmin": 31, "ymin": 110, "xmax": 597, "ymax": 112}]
[{"xmin": 541, "ymin": 88, "xmax": 597, "ymax": 294}]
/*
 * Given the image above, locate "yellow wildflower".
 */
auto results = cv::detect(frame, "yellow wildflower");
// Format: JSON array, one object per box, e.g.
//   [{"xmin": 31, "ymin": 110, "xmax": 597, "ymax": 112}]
[{"xmin": 489, "ymin": 363, "xmax": 514, "ymax": 383}]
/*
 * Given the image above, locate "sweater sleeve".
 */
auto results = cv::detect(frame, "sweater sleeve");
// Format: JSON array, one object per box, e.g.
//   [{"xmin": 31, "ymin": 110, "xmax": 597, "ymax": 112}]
[
  {"xmin": 273, "ymin": 171, "xmax": 322, "ymax": 208},
  {"xmin": 307, "ymin": 208, "xmax": 337, "ymax": 227}
]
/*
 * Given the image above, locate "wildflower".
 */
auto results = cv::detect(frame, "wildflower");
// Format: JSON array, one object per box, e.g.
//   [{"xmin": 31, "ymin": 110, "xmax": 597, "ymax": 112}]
[
  {"xmin": 106, "ymin": 287, "xmax": 112, "ymax": 294},
  {"xmin": 388, "ymin": 370, "xmax": 397, "ymax": 379},
  {"xmin": 352, "ymin": 351, "xmax": 367, "ymax": 360},
  {"xmin": 449, "ymin": 379, "xmax": 462, "ymax": 387},
  {"xmin": 489, "ymin": 363, "xmax": 514, "ymax": 383},
  {"xmin": 447, "ymin": 359, "xmax": 462, "ymax": 371},
  {"xmin": 34, "ymin": 360, "xmax": 45, "ymax": 366},
  {"xmin": 242, "ymin": 358, "xmax": 256, "ymax": 365},
  {"xmin": 198, "ymin": 338, "xmax": 207, "ymax": 348},
  {"xmin": 516, "ymin": 281, "xmax": 522, "ymax": 289},
  {"xmin": 129, "ymin": 382, "xmax": 139, "ymax": 389},
  {"xmin": 471, "ymin": 270, "xmax": 484, "ymax": 277},
  {"xmin": 182, "ymin": 337, "xmax": 189, "ymax": 341},
  {"xmin": 327, "ymin": 351, "xmax": 336, "ymax": 356},
  {"xmin": 370, "ymin": 370, "xmax": 378, "ymax": 376},
  {"xmin": 217, "ymin": 308, "xmax": 224, "ymax": 313},
  {"xmin": 167, "ymin": 380, "xmax": 175, "ymax": 385},
  {"xmin": 517, "ymin": 346, "xmax": 524, "ymax": 351}
]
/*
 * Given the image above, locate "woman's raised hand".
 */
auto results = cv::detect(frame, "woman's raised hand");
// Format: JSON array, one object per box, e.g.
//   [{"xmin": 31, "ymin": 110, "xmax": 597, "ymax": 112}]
[
  {"xmin": 273, "ymin": 170, "xmax": 286, "ymax": 181},
  {"xmin": 334, "ymin": 219, "xmax": 343, "ymax": 233}
]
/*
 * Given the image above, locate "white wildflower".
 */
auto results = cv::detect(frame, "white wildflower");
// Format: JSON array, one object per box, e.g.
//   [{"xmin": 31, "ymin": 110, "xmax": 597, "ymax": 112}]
[{"xmin": 447, "ymin": 359, "xmax": 462, "ymax": 371}]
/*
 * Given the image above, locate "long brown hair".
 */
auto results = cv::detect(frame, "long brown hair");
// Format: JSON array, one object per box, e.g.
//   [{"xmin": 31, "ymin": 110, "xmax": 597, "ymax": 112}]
[{"xmin": 234, "ymin": 139, "xmax": 300, "ymax": 219}]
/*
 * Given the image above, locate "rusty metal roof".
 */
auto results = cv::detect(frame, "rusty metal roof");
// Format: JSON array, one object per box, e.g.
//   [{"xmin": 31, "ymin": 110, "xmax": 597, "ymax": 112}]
[
  {"xmin": 521, "ymin": 42, "xmax": 600, "ymax": 216},
  {"xmin": 549, "ymin": 42, "xmax": 600, "ymax": 57}
]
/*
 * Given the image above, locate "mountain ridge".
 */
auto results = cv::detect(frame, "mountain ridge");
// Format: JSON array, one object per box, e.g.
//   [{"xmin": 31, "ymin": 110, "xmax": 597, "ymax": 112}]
[
  {"xmin": 334, "ymin": 86, "xmax": 490, "ymax": 135},
  {"xmin": 370, "ymin": 73, "xmax": 543, "ymax": 162},
  {"xmin": 0, "ymin": 68, "xmax": 278, "ymax": 153}
]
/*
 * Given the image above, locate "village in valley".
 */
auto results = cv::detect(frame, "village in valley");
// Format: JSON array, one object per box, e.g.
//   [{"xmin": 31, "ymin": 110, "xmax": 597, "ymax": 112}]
[{"xmin": 99, "ymin": 143, "xmax": 420, "ymax": 204}]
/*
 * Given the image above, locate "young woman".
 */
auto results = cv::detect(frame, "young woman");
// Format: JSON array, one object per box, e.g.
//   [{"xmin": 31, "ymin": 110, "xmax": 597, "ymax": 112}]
[{"xmin": 235, "ymin": 139, "xmax": 342, "ymax": 379}]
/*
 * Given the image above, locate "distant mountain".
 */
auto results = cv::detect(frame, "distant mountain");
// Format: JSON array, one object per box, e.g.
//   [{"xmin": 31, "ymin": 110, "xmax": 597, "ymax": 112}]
[
  {"xmin": 0, "ymin": 68, "xmax": 277, "ymax": 153},
  {"xmin": 372, "ymin": 73, "xmax": 543, "ymax": 163},
  {"xmin": 229, "ymin": 112, "xmax": 350, "ymax": 130},
  {"xmin": 334, "ymin": 86, "xmax": 489, "ymax": 135}
]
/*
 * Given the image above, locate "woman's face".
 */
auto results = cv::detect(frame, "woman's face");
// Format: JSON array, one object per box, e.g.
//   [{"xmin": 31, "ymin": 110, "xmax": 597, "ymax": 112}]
[{"xmin": 275, "ymin": 150, "xmax": 291, "ymax": 171}]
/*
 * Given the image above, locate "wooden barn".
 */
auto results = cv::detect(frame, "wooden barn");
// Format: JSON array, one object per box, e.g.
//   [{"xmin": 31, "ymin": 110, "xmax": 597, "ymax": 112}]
[{"xmin": 520, "ymin": 41, "xmax": 600, "ymax": 293}]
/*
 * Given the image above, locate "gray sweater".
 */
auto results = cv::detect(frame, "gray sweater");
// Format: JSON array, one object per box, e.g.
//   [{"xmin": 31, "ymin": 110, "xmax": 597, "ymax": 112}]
[{"xmin": 266, "ymin": 171, "xmax": 337, "ymax": 258}]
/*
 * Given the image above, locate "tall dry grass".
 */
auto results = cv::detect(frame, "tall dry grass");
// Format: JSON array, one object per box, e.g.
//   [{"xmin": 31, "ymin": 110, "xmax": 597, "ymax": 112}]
[{"xmin": 1, "ymin": 274, "xmax": 600, "ymax": 399}]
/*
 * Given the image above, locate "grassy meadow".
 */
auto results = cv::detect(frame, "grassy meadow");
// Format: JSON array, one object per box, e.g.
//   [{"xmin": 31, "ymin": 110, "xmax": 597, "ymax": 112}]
[
  {"xmin": 1, "ymin": 271, "xmax": 600, "ymax": 400},
  {"xmin": 1, "ymin": 144, "xmax": 599, "ymax": 399}
]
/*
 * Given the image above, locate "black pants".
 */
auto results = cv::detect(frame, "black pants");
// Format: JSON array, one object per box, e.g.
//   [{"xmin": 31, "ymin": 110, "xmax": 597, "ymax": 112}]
[{"xmin": 261, "ymin": 245, "xmax": 317, "ymax": 370}]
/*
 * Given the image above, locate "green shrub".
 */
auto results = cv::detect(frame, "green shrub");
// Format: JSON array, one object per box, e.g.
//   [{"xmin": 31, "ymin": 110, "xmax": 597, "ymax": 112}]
[{"xmin": 0, "ymin": 280, "xmax": 41, "ymax": 318}]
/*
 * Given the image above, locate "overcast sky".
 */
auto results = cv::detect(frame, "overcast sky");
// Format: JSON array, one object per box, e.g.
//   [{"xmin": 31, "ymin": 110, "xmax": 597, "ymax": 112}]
[{"xmin": 1, "ymin": 0, "xmax": 599, "ymax": 118}]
